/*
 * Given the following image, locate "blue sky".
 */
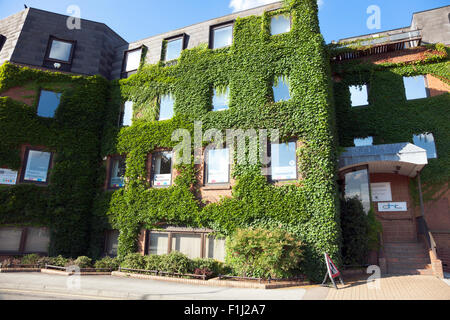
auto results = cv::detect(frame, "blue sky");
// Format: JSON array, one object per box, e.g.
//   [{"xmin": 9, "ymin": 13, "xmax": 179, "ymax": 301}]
[{"xmin": 0, "ymin": 0, "xmax": 448, "ymax": 43}]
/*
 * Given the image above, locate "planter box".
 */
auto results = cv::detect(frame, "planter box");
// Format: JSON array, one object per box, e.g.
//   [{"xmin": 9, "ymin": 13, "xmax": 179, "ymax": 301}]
[
  {"xmin": 41, "ymin": 268, "xmax": 112, "ymax": 276},
  {"xmin": 0, "ymin": 268, "xmax": 40, "ymax": 273}
]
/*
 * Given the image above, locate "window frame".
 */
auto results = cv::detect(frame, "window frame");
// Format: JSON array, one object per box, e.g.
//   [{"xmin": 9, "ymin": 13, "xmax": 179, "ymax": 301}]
[
  {"xmin": 162, "ymin": 33, "xmax": 187, "ymax": 62},
  {"xmin": 119, "ymin": 101, "xmax": 133, "ymax": 127},
  {"xmin": 209, "ymin": 21, "xmax": 235, "ymax": 50},
  {"xmin": 44, "ymin": 36, "xmax": 76, "ymax": 64},
  {"xmin": 158, "ymin": 94, "xmax": 175, "ymax": 121},
  {"xmin": 212, "ymin": 86, "xmax": 230, "ymax": 112},
  {"xmin": 0, "ymin": 226, "xmax": 50, "ymax": 256},
  {"xmin": 349, "ymin": 83, "xmax": 370, "ymax": 108},
  {"xmin": 354, "ymin": 136, "xmax": 374, "ymax": 147},
  {"xmin": 272, "ymin": 75, "xmax": 291, "ymax": 102},
  {"xmin": 36, "ymin": 89, "xmax": 62, "ymax": 119},
  {"xmin": 403, "ymin": 75, "xmax": 430, "ymax": 101},
  {"xmin": 121, "ymin": 46, "xmax": 144, "ymax": 78},
  {"xmin": 19, "ymin": 147, "xmax": 54, "ymax": 186},
  {"xmin": 413, "ymin": 132, "xmax": 438, "ymax": 159},
  {"xmin": 107, "ymin": 155, "xmax": 127, "ymax": 190},
  {"xmin": 103, "ymin": 230, "xmax": 119, "ymax": 257},
  {"xmin": 270, "ymin": 14, "xmax": 292, "ymax": 36},
  {"xmin": 204, "ymin": 147, "xmax": 231, "ymax": 186},
  {"xmin": 269, "ymin": 140, "xmax": 298, "ymax": 183},
  {"xmin": 150, "ymin": 150, "xmax": 174, "ymax": 188}
]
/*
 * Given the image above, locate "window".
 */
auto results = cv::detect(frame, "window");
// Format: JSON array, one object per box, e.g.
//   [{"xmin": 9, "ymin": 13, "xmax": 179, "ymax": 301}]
[
  {"xmin": 109, "ymin": 156, "xmax": 126, "ymax": 189},
  {"xmin": 123, "ymin": 47, "xmax": 142, "ymax": 74},
  {"xmin": 104, "ymin": 230, "xmax": 119, "ymax": 257},
  {"xmin": 205, "ymin": 148, "xmax": 230, "ymax": 185},
  {"xmin": 403, "ymin": 76, "xmax": 428, "ymax": 100},
  {"xmin": 151, "ymin": 151, "xmax": 173, "ymax": 187},
  {"xmin": 21, "ymin": 149, "xmax": 52, "ymax": 184},
  {"xmin": 119, "ymin": 101, "xmax": 133, "ymax": 127},
  {"xmin": 210, "ymin": 23, "xmax": 233, "ymax": 49},
  {"xmin": 349, "ymin": 85, "xmax": 369, "ymax": 107},
  {"xmin": 46, "ymin": 37, "xmax": 75, "ymax": 63},
  {"xmin": 147, "ymin": 229, "xmax": 226, "ymax": 261},
  {"xmin": 164, "ymin": 35, "xmax": 185, "ymax": 61},
  {"xmin": 354, "ymin": 137, "xmax": 373, "ymax": 147},
  {"xmin": 273, "ymin": 76, "xmax": 291, "ymax": 102},
  {"xmin": 212, "ymin": 87, "xmax": 229, "ymax": 111},
  {"xmin": 0, "ymin": 35, "xmax": 6, "ymax": 52},
  {"xmin": 37, "ymin": 90, "xmax": 62, "ymax": 118},
  {"xmin": 270, "ymin": 141, "xmax": 297, "ymax": 181},
  {"xmin": 413, "ymin": 133, "xmax": 437, "ymax": 159},
  {"xmin": 271, "ymin": 15, "xmax": 291, "ymax": 35},
  {"xmin": 0, "ymin": 168, "xmax": 18, "ymax": 185},
  {"xmin": 0, "ymin": 227, "xmax": 50, "ymax": 254},
  {"xmin": 344, "ymin": 168, "xmax": 371, "ymax": 214},
  {"xmin": 159, "ymin": 95, "xmax": 174, "ymax": 121}
]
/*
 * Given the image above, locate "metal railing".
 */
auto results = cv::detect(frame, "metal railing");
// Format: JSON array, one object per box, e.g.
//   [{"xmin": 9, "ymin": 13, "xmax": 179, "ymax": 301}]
[
  {"xmin": 44, "ymin": 264, "xmax": 113, "ymax": 273},
  {"xmin": 118, "ymin": 267, "xmax": 209, "ymax": 280},
  {"xmin": 416, "ymin": 216, "xmax": 438, "ymax": 258}
]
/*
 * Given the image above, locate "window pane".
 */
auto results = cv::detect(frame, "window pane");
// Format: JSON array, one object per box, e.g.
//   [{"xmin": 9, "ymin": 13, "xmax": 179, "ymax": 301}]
[
  {"xmin": 205, "ymin": 236, "xmax": 226, "ymax": 262},
  {"xmin": 413, "ymin": 133, "xmax": 437, "ymax": 159},
  {"xmin": 171, "ymin": 233, "xmax": 202, "ymax": 259},
  {"xmin": 122, "ymin": 101, "xmax": 133, "ymax": 126},
  {"xmin": 37, "ymin": 90, "xmax": 62, "ymax": 118},
  {"xmin": 344, "ymin": 169, "xmax": 371, "ymax": 214},
  {"xmin": 404, "ymin": 76, "xmax": 427, "ymax": 100},
  {"xmin": 0, "ymin": 168, "xmax": 18, "ymax": 185},
  {"xmin": 24, "ymin": 150, "xmax": 51, "ymax": 183},
  {"xmin": 271, "ymin": 142, "xmax": 297, "ymax": 180},
  {"xmin": 166, "ymin": 38, "xmax": 183, "ymax": 61},
  {"xmin": 159, "ymin": 95, "xmax": 174, "ymax": 120},
  {"xmin": 110, "ymin": 158, "xmax": 126, "ymax": 188},
  {"xmin": 125, "ymin": 49, "xmax": 142, "ymax": 72},
  {"xmin": 0, "ymin": 228, "xmax": 22, "ymax": 252},
  {"xmin": 271, "ymin": 15, "xmax": 291, "ymax": 35},
  {"xmin": 212, "ymin": 88, "xmax": 229, "ymax": 111},
  {"xmin": 207, "ymin": 148, "xmax": 230, "ymax": 184},
  {"xmin": 350, "ymin": 85, "xmax": 368, "ymax": 107},
  {"xmin": 213, "ymin": 25, "xmax": 232, "ymax": 49},
  {"xmin": 24, "ymin": 227, "xmax": 50, "ymax": 253},
  {"xmin": 149, "ymin": 232, "xmax": 169, "ymax": 255},
  {"xmin": 49, "ymin": 40, "xmax": 72, "ymax": 62},
  {"xmin": 105, "ymin": 230, "xmax": 119, "ymax": 256},
  {"xmin": 354, "ymin": 137, "xmax": 373, "ymax": 147},
  {"xmin": 273, "ymin": 77, "xmax": 290, "ymax": 102},
  {"xmin": 152, "ymin": 151, "xmax": 172, "ymax": 187}
]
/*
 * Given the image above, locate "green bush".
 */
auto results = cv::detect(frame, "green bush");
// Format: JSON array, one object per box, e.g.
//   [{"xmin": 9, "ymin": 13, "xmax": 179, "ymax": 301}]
[
  {"xmin": 50, "ymin": 255, "xmax": 70, "ymax": 267},
  {"xmin": 120, "ymin": 253, "xmax": 146, "ymax": 270},
  {"xmin": 73, "ymin": 256, "xmax": 93, "ymax": 268},
  {"xmin": 94, "ymin": 256, "xmax": 120, "ymax": 270},
  {"xmin": 191, "ymin": 258, "xmax": 225, "ymax": 277},
  {"xmin": 21, "ymin": 254, "xmax": 41, "ymax": 265},
  {"xmin": 367, "ymin": 208, "xmax": 383, "ymax": 251},
  {"xmin": 158, "ymin": 251, "xmax": 192, "ymax": 274},
  {"xmin": 144, "ymin": 255, "xmax": 162, "ymax": 271},
  {"xmin": 226, "ymin": 228, "xmax": 303, "ymax": 279}
]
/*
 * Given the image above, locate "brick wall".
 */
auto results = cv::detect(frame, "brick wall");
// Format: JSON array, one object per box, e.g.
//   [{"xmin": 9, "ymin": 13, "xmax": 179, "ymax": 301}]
[
  {"xmin": 0, "ymin": 85, "xmax": 36, "ymax": 106},
  {"xmin": 426, "ymin": 74, "xmax": 450, "ymax": 97}
]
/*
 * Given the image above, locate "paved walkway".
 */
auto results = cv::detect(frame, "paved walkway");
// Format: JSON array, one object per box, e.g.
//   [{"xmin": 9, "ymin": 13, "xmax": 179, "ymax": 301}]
[{"xmin": 326, "ymin": 275, "xmax": 450, "ymax": 300}]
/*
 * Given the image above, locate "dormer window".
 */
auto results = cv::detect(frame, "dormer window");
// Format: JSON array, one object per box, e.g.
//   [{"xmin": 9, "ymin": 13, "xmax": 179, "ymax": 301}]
[
  {"xmin": 210, "ymin": 22, "xmax": 233, "ymax": 49},
  {"xmin": 270, "ymin": 15, "xmax": 291, "ymax": 35},
  {"xmin": 163, "ymin": 35, "xmax": 186, "ymax": 62},
  {"xmin": 43, "ymin": 36, "xmax": 76, "ymax": 71},
  {"xmin": 121, "ymin": 47, "xmax": 143, "ymax": 78}
]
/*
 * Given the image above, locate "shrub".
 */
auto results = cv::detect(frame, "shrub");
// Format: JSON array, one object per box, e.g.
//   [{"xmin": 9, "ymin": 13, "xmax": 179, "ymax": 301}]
[
  {"xmin": 367, "ymin": 208, "xmax": 383, "ymax": 251},
  {"xmin": 226, "ymin": 228, "xmax": 303, "ymax": 279},
  {"xmin": 144, "ymin": 255, "xmax": 162, "ymax": 271},
  {"xmin": 191, "ymin": 258, "xmax": 225, "ymax": 277},
  {"xmin": 21, "ymin": 254, "xmax": 41, "ymax": 265},
  {"xmin": 37, "ymin": 256, "xmax": 53, "ymax": 268},
  {"xmin": 158, "ymin": 251, "xmax": 192, "ymax": 274},
  {"xmin": 73, "ymin": 256, "xmax": 93, "ymax": 268},
  {"xmin": 0, "ymin": 257, "xmax": 21, "ymax": 268},
  {"xmin": 94, "ymin": 256, "xmax": 120, "ymax": 270},
  {"xmin": 120, "ymin": 253, "xmax": 146, "ymax": 270},
  {"xmin": 50, "ymin": 255, "xmax": 70, "ymax": 267}
]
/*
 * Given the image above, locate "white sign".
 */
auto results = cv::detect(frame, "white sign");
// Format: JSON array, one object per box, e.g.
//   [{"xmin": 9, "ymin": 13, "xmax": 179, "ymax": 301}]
[
  {"xmin": 0, "ymin": 169, "xmax": 18, "ymax": 185},
  {"xmin": 153, "ymin": 174, "xmax": 171, "ymax": 186},
  {"xmin": 371, "ymin": 182, "xmax": 392, "ymax": 202},
  {"xmin": 378, "ymin": 202, "xmax": 408, "ymax": 212}
]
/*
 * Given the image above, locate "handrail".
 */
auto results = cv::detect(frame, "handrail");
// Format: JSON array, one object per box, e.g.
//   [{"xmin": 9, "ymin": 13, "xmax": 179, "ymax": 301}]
[{"xmin": 416, "ymin": 216, "xmax": 438, "ymax": 258}]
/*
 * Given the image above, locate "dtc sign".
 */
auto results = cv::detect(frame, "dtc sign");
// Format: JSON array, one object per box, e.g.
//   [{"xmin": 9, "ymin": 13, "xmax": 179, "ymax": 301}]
[{"xmin": 378, "ymin": 202, "xmax": 408, "ymax": 212}]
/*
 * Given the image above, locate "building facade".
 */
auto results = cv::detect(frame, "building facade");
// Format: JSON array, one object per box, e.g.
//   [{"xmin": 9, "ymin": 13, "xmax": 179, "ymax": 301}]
[{"xmin": 0, "ymin": 1, "xmax": 448, "ymax": 279}]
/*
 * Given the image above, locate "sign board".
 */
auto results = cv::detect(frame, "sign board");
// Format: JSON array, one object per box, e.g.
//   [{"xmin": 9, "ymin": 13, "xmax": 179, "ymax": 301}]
[
  {"xmin": 0, "ymin": 169, "xmax": 18, "ymax": 185},
  {"xmin": 378, "ymin": 202, "xmax": 408, "ymax": 212},
  {"xmin": 153, "ymin": 174, "xmax": 171, "ymax": 186},
  {"xmin": 371, "ymin": 182, "xmax": 392, "ymax": 202},
  {"xmin": 321, "ymin": 253, "xmax": 344, "ymax": 289}
]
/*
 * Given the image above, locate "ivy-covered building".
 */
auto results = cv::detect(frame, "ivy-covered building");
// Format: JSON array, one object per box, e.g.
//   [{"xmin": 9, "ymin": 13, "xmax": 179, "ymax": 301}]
[{"xmin": 0, "ymin": 1, "xmax": 448, "ymax": 280}]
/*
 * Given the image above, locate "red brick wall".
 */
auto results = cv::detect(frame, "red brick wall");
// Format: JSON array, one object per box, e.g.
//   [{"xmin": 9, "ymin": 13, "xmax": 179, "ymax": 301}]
[
  {"xmin": 0, "ymin": 86, "xmax": 36, "ymax": 106},
  {"xmin": 426, "ymin": 74, "xmax": 450, "ymax": 97},
  {"xmin": 434, "ymin": 233, "xmax": 450, "ymax": 273}
]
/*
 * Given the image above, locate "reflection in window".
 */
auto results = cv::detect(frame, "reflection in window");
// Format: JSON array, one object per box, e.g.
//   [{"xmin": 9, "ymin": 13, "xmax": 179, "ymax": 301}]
[
  {"xmin": 37, "ymin": 90, "xmax": 62, "ymax": 118},
  {"xmin": 119, "ymin": 101, "xmax": 133, "ymax": 127},
  {"xmin": 205, "ymin": 236, "xmax": 226, "ymax": 262},
  {"xmin": 271, "ymin": 142, "xmax": 297, "ymax": 181},
  {"xmin": 124, "ymin": 48, "xmax": 142, "ymax": 72},
  {"xmin": 344, "ymin": 169, "xmax": 371, "ymax": 214},
  {"xmin": 212, "ymin": 88, "xmax": 229, "ymax": 111},
  {"xmin": 151, "ymin": 151, "xmax": 173, "ymax": 187},
  {"xmin": 24, "ymin": 150, "xmax": 52, "ymax": 183},
  {"xmin": 271, "ymin": 15, "xmax": 291, "ymax": 35},
  {"xmin": 349, "ymin": 85, "xmax": 368, "ymax": 107},
  {"xmin": 413, "ymin": 133, "xmax": 437, "ymax": 159},
  {"xmin": 24, "ymin": 228, "xmax": 50, "ymax": 253},
  {"xmin": 212, "ymin": 25, "xmax": 233, "ymax": 49},
  {"xmin": 159, "ymin": 95, "xmax": 174, "ymax": 121},
  {"xmin": 403, "ymin": 76, "xmax": 428, "ymax": 100},
  {"xmin": 0, "ymin": 227, "xmax": 22, "ymax": 252},
  {"xmin": 206, "ymin": 148, "xmax": 230, "ymax": 184},
  {"xmin": 110, "ymin": 157, "xmax": 126, "ymax": 188},
  {"xmin": 354, "ymin": 137, "xmax": 373, "ymax": 147},
  {"xmin": 149, "ymin": 232, "xmax": 169, "ymax": 255},
  {"xmin": 105, "ymin": 230, "xmax": 119, "ymax": 256},
  {"xmin": 171, "ymin": 233, "xmax": 202, "ymax": 259},
  {"xmin": 165, "ymin": 38, "xmax": 183, "ymax": 61},
  {"xmin": 273, "ymin": 76, "xmax": 290, "ymax": 102},
  {"xmin": 48, "ymin": 39, "xmax": 73, "ymax": 62}
]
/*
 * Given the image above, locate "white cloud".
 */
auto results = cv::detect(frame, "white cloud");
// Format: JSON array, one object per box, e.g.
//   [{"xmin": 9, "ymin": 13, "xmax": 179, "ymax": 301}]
[{"xmin": 229, "ymin": 0, "xmax": 324, "ymax": 13}]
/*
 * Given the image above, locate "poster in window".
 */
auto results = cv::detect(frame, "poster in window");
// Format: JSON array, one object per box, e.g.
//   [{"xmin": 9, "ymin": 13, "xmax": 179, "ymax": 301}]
[
  {"xmin": 153, "ymin": 174, "xmax": 171, "ymax": 186},
  {"xmin": 0, "ymin": 169, "xmax": 18, "ymax": 185},
  {"xmin": 24, "ymin": 151, "xmax": 51, "ymax": 182},
  {"xmin": 371, "ymin": 182, "xmax": 392, "ymax": 202},
  {"xmin": 272, "ymin": 163, "xmax": 296, "ymax": 180}
]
